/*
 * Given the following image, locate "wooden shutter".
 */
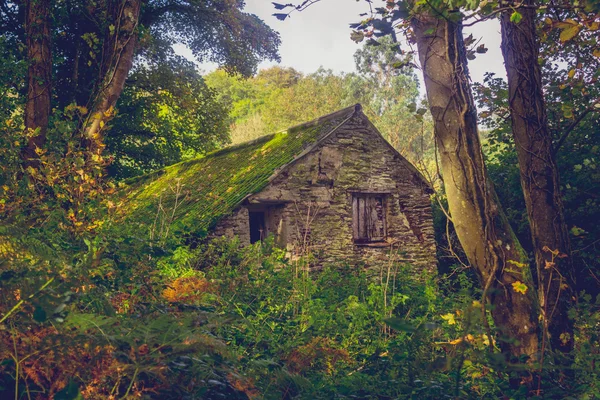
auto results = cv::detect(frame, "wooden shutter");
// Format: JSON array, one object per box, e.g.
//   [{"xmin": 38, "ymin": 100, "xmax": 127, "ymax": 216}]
[{"xmin": 353, "ymin": 194, "xmax": 386, "ymax": 242}]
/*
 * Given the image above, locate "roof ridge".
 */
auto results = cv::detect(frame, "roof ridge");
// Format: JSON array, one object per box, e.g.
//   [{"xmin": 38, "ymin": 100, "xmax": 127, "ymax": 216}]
[{"xmin": 287, "ymin": 104, "xmax": 360, "ymax": 133}]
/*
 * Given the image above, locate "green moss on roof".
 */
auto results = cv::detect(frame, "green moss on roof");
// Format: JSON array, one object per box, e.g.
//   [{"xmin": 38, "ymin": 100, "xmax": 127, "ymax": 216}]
[{"xmin": 121, "ymin": 107, "xmax": 355, "ymax": 238}]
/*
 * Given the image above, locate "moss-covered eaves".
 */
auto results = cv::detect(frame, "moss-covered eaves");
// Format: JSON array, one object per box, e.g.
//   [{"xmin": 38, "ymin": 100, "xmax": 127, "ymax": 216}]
[{"xmin": 120, "ymin": 105, "xmax": 357, "ymax": 238}]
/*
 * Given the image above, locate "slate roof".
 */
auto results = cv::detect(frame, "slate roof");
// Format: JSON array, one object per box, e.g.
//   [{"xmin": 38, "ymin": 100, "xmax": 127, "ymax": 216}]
[{"xmin": 121, "ymin": 105, "xmax": 359, "ymax": 237}]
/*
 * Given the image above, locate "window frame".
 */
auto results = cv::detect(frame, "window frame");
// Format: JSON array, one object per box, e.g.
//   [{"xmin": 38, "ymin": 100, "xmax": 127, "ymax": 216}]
[
  {"xmin": 351, "ymin": 191, "xmax": 389, "ymax": 244},
  {"xmin": 246, "ymin": 202, "xmax": 287, "ymax": 245}
]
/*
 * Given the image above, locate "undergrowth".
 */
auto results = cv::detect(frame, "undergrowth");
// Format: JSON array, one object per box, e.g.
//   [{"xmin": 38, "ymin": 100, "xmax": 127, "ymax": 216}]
[{"xmin": 2, "ymin": 228, "xmax": 598, "ymax": 399}]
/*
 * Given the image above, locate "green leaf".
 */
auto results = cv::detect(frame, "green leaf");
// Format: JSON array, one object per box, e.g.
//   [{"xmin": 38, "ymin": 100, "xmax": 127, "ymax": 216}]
[
  {"xmin": 562, "ymin": 103, "xmax": 574, "ymax": 119},
  {"xmin": 33, "ymin": 306, "xmax": 47, "ymax": 323},
  {"xmin": 510, "ymin": 11, "xmax": 522, "ymax": 24},
  {"xmin": 571, "ymin": 226, "xmax": 587, "ymax": 236}
]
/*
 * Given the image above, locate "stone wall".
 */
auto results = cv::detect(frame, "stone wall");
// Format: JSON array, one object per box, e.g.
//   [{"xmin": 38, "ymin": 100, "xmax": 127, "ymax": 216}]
[{"xmin": 210, "ymin": 112, "xmax": 437, "ymax": 276}]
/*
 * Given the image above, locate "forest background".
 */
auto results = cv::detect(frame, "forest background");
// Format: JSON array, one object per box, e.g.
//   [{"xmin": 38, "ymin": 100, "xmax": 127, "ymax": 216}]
[{"xmin": 0, "ymin": 0, "xmax": 599, "ymax": 398}]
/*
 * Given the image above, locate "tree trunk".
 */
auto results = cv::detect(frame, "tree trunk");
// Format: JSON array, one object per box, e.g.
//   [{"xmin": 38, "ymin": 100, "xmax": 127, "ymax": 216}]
[
  {"xmin": 22, "ymin": 0, "xmax": 52, "ymax": 166},
  {"xmin": 84, "ymin": 0, "xmax": 141, "ymax": 156},
  {"xmin": 500, "ymin": 0, "xmax": 575, "ymax": 357},
  {"xmin": 411, "ymin": 11, "xmax": 540, "ymax": 359}
]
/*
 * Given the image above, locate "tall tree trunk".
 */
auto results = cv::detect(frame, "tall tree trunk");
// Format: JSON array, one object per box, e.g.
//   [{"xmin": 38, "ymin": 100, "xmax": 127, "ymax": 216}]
[
  {"xmin": 22, "ymin": 0, "xmax": 52, "ymax": 166},
  {"xmin": 411, "ymin": 11, "xmax": 540, "ymax": 359},
  {"xmin": 500, "ymin": 0, "xmax": 575, "ymax": 357},
  {"xmin": 84, "ymin": 0, "xmax": 140, "ymax": 156}
]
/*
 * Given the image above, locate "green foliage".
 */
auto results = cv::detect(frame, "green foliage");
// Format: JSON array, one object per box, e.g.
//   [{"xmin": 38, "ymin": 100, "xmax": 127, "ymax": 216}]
[
  {"xmin": 474, "ymin": 28, "xmax": 600, "ymax": 295},
  {"xmin": 106, "ymin": 59, "xmax": 231, "ymax": 179},
  {"xmin": 201, "ymin": 238, "xmax": 449, "ymax": 398},
  {"xmin": 204, "ymin": 40, "xmax": 435, "ymax": 174},
  {"xmin": 1, "ymin": 0, "xmax": 281, "ymax": 184},
  {"xmin": 2, "ymin": 207, "xmax": 600, "ymax": 398}
]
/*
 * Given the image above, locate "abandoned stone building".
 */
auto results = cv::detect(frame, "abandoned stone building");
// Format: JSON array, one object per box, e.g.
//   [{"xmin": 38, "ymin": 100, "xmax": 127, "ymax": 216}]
[{"xmin": 124, "ymin": 104, "xmax": 436, "ymax": 271}]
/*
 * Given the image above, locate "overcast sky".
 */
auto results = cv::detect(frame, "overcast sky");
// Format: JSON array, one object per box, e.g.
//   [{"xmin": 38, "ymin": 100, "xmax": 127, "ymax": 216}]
[{"xmin": 178, "ymin": 0, "xmax": 507, "ymax": 95}]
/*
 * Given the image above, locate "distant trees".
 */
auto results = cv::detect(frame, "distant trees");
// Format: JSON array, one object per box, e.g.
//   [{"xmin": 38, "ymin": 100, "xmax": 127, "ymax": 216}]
[{"xmin": 205, "ymin": 42, "xmax": 434, "ymax": 170}]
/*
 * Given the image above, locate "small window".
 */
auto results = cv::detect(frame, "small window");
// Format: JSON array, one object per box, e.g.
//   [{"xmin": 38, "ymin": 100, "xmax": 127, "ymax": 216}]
[
  {"xmin": 249, "ymin": 211, "xmax": 266, "ymax": 244},
  {"xmin": 352, "ymin": 194, "xmax": 387, "ymax": 243}
]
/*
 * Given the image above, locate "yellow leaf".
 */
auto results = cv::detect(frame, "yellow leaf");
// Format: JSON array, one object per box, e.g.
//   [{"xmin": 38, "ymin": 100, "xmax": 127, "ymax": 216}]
[
  {"xmin": 481, "ymin": 334, "xmax": 493, "ymax": 346},
  {"xmin": 560, "ymin": 25, "xmax": 581, "ymax": 42},
  {"xmin": 449, "ymin": 337, "xmax": 463, "ymax": 345},
  {"xmin": 104, "ymin": 106, "xmax": 115, "ymax": 118},
  {"xmin": 472, "ymin": 300, "xmax": 482, "ymax": 308},
  {"xmin": 568, "ymin": 69, "xmax": 576, "ymax": 79},
  {"xmin": 507, "ymin": 259, "xmax": 528, "ymax": 268},
  {"xmin": 560, "ymin": 332, "xmax": 571, "ymax": 345},
  {"xmin": 512, "ymin": 281, "xmax": 528, "ymax": 294},
  {"xmin": 593, "ymin": 49, "xmax": 600, "ymax": 58},
  {"xmin": 441, "ymin": 313, "xmax": 456, "ymax": 325},
  {"xmin": 545, "ymin": 260, "xmax": 556, "ymax": 269}
]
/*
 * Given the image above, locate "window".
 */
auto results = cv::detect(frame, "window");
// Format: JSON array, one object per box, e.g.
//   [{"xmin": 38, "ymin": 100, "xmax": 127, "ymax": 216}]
[
  {"xmin": 352, "ymin": 193, "xmax": 387, "ymax": 243},
  {"xmin": 247, "ymin": 203, "xmax": 287, "ymax": 245},
  {"xmin": 249, "ymin": 211, "xmax": 266, "ymax": 244}
]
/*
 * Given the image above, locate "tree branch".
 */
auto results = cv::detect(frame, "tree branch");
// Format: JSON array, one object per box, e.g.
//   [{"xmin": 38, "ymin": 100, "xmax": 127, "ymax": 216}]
[{"xmin": 553, "ymin": 102, "xmax": 599, "ymax": 155}]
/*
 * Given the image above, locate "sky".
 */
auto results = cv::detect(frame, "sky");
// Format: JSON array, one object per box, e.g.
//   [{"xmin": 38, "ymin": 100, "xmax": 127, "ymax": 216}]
[{"xmin": 176, "ymin": 0, "xmax": 507, "ymax": 95}]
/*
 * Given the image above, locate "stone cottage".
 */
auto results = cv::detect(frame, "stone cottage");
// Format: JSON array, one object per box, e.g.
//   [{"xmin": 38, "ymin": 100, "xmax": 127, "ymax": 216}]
[{"xmin": 124, "ymin": 104, "xmax": 436, "ymax": 271}]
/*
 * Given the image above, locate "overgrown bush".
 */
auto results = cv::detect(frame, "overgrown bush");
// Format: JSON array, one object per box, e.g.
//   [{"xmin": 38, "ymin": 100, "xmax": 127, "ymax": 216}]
[{"xmin": 2, "ymin": 224, "xmax": 599, "ymax": 398}]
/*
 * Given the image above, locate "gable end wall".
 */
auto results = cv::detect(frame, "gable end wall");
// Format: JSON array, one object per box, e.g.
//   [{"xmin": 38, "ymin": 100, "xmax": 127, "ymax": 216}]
[{"xmin": 211, "ymin": 114, "xmax": 436, "ymax": 276}]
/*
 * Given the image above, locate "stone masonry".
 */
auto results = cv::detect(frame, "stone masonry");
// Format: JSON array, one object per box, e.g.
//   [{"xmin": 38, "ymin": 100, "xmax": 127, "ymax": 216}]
[{"xmin": 211, "ymin": 108, "xmax": 436, "ymax": 274}]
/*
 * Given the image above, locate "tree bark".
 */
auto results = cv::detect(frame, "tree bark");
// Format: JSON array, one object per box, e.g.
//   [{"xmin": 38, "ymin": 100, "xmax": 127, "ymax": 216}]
[
  {"xmin": 84, "ymin": 0, "xmax": 141, "ymax": 156},
  {"xmin": 22, "ymin": 0, "xmax": 52, "ymax": 166},
  {"xmin": 411, "ymin": 11, "xmax": 540, "ymax": 359},
  {"xmin": 500, "ymin": 0, "xmax": 574, "ymax": 356}
]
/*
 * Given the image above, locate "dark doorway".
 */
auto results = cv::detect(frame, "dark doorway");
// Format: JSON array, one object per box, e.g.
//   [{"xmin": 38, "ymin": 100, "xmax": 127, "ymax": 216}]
[{"xmin": 249, "ymin": 211, "xmax": 266, "ymax": 244}]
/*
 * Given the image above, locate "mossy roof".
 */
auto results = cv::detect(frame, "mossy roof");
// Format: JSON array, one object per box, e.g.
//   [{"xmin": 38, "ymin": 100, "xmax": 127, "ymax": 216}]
[{"xmin": 120, "ymin": 105, "xmax": 358, "ymax": 237}]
